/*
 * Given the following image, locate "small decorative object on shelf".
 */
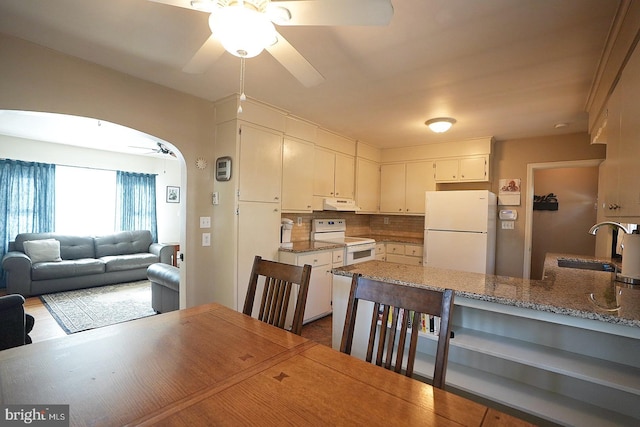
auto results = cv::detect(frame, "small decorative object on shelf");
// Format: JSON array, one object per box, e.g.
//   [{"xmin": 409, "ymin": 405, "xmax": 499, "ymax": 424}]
[{"xmin": 533, "ymin": 193, "xmax": 558, "ymax": 211}]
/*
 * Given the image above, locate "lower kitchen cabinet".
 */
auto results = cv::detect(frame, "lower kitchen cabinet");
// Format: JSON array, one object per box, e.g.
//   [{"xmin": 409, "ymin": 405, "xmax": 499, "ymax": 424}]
[
  {"xmin": 385, "ymin": 243, "xmax": 423, "ymax": 265},
  {"xmin": 279, "ymin": 249, "xmax": 334, "ymax": 323},
  {"xmin": 375, "ymin": 243, "xmax": 386, "ymax": 261}
]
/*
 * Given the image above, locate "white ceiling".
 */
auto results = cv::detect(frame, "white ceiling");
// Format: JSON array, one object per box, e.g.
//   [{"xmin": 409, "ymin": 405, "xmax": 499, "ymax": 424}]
[{"xmin": 0, "ymin": 0, "xmax": 620, "ymax": 150}]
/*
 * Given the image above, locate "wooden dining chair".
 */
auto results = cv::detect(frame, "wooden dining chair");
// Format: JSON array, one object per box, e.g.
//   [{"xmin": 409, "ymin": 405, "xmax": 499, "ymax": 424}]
[
  {"xmin": 243, "ymin": 255, "xmax": 312, "ymax": 335},
  {"xmin": 340, "ymin": 274, "xmax": 455, "ymax": 389}
]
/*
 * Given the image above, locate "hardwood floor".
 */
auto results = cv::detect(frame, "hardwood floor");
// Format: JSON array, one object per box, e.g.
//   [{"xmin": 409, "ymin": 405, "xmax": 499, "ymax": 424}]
[{"xmin": 24, "ymin": 296, "xmax": 66, "ymax": 342}]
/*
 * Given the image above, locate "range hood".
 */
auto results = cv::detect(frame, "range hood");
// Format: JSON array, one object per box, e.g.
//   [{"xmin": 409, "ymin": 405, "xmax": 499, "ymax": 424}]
[{"xmin": 323, "ymin": 198, "xmax": 360, "ymax": 211}]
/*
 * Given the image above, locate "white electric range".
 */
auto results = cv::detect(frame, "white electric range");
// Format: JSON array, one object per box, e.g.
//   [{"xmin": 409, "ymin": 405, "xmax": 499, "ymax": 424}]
[{"xmin": 311, "ymin": 219, "xmax": 376, "ymax": 265}]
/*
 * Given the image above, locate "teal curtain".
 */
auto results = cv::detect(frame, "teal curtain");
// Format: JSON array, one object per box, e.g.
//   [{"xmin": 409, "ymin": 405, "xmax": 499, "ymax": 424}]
[
  {"xmin": 0, "ymin": 159, "xmax": 56, "ymax": 287},
  {"xmin": 116, "ymin": 171, "xmax": 158, "ymax": 242}
]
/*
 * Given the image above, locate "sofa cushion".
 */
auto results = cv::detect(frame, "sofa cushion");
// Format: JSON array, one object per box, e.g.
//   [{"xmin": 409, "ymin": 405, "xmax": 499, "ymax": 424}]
[
  {"xmin": 23, "ymin": 239, "xmax": 62, "ymax": 263},
  {"xmin": 101, "ymin": 253, "xmax": 158, "ymax": 272},
  {"xmin": 94, "ymin": 231, "xmax": 153, "ymax": 258},
  {"xmin": 31, "ymin": 259, "xmax": 106, "ymax": 281}
]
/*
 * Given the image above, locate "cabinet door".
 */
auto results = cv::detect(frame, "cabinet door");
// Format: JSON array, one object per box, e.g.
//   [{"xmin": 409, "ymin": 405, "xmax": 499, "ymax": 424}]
[
  {"xmin": 334, "ymin": 153, "xmax": 355, "ymax": 198},
  {"xmin": 603, "ymin": 88, "xmax": 621, "ymax": 217},
  {"xmin": 405, "ymin": 161, "xmax": 435, "ymax": 214},
  {"xmin": 618, "ymin": 46, "xmax": 640, "ymax": 217},
  {"xmin": 434, "ymin": 159, "xmax": 459, "ymax": 182},
  {"xmin": 298, "ymin": 252, "xmax": 332, "ymax": 322},
  {"xmin": 460, "ymin": 156, "xmax": 488, "ymax": 181},
  {"xmin": 282, "ymin": 137, "xmax": 314, "ymax": 212},
  {"xmin": 239, "ymin": 125, "xmax": 282, "ymax": 202},
  {"xmin": 237, "ymin": 201, "xmax": 281, "ymax": 312},
  {"xmin": 313, "ymin": 148, "xmax": 335, "ymax": 196},
  {"xmin": 379, "ymin": 163, "xmax": 406, "ymax": 213},
  {"xmin": 355, "ymin": 158, "xmax": 380, "ymax": 213}
]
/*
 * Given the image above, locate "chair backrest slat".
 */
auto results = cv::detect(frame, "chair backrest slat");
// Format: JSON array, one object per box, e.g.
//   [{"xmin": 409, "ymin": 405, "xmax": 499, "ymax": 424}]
[
  {"xmin": 243, "ymin": 255, "xmax": 312, "ymax": 335},
  {"xmin": 340, "ymin": 274, "xmax": 455, "ymax": 389}
]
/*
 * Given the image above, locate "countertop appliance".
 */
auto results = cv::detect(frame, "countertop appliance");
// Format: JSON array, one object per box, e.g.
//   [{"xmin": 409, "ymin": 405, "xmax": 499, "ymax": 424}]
[
  {"xmin": 280, "ymin": 218, "xmax": 294, "ymax": 249},
  {"xmin": 424, "ymin": 190, "xmax": 497, "ymax": 274},
  {"xmin": 311, "ymin": 219, "xmax": 375, "ymax": 265}
]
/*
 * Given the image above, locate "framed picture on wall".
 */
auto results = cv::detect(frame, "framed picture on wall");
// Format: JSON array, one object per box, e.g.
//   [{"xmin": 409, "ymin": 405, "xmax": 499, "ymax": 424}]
[{"xmin": 166, "ymin": 186, "xmax": 180, "ymax": 203}]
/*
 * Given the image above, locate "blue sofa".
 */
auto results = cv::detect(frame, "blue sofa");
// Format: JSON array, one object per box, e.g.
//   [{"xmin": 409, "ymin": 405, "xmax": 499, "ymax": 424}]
[{"xmin": 2, "ymin": 230, "xmax": 173, "ymax": 297}]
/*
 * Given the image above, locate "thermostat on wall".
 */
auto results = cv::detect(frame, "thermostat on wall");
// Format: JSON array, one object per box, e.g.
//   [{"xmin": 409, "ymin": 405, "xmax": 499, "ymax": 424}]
[
  {"xmin": 499, "ymin": 209, "xmax": 518, "ymax": 220},
  {"xmin": 215, "ymin": 156, "xmax": 232, "ymax": 181}
]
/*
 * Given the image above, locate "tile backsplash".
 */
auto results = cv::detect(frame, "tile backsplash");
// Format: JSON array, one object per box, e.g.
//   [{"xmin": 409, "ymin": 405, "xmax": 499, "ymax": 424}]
[{"xmin": 283, "ymin": 212, "xmax": 424, "ymax": 242}]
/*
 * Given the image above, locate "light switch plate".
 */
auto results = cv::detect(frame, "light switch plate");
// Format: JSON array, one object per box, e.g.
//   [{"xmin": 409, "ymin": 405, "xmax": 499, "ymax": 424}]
[
  {"xmin": 501, "ymin": 221, "xmax": 514, "ymax": 230},
  {"xmin": 202, "ymin": 232, "xmax": 211, "ymax": 246}
]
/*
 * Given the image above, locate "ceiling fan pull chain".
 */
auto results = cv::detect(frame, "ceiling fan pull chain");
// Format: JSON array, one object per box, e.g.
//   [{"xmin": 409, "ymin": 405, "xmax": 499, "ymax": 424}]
[{"xmin": 238, "ymin": 57, "xmax": 246, "ymax": 114}]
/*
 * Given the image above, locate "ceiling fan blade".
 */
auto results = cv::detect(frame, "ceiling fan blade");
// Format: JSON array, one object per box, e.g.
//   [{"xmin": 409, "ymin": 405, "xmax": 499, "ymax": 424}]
[
  {"xmin": 182, "ymin": 35, "xmax": 226, "ymax": 73},
  {"xmin": 271, "ymin": 0, "xmax": 393, "ymax": 26},
  {"xmin": 148, "ymin": 0, "xmax": 211, "ymax": 12},
  {"xmin": 266, "ymin": 33, "xmax": 324, "ymax": 87}
]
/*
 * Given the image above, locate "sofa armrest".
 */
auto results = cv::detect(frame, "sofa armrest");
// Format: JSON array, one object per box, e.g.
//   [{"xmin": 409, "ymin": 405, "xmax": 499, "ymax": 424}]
[
  {"xmin": 1, "ymin": 252, "xmax": 33, "ymax": 297},
  {"xmin": 149, "ymin": 243, "xmax": 174, "ymax": 265}
]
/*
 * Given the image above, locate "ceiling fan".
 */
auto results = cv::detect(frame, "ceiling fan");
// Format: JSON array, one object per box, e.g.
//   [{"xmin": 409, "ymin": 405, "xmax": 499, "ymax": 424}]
[
  {"xmin": 150, "ymin": 0, "xmax": 394, "ymax": 87},
  {"xmin": 129, "ymin": 142, "xmax": 177, "ymax": 157}
]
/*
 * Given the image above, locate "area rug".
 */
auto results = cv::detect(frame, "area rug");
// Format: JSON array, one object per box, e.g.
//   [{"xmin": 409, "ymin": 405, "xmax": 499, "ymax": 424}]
[{"xmin": 40, "ymin": 280, "xmax": 157, "ymax": 334}]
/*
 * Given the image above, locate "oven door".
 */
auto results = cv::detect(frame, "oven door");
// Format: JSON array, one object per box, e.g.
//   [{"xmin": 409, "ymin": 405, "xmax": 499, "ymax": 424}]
[{"xmin": 345, "ymin": 243, "xmax": 376, "ymax": 265}]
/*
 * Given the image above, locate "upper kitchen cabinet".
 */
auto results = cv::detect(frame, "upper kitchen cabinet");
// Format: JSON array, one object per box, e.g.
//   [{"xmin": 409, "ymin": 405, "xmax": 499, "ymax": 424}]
[
  {"xmin": 434, "ymin": 155, "xmax": 489, "ymax": 183},
  {"xmin": 379, "ymin": 163, "xmax": 405, "ymax": 213},
  {"xmin": 355, "ymin": 157, "xmax": 380, "ymax": 213},
  {"xmin": 313, "ymin": 148, "xmax": 355, "ymax": 199},
  {"xmin": 238, "ymin": 124, "xmax": 283, "ymax": 203},
  {"xmin": 282, "ymin": 137, "xmax": 314, "ymax": 212},
  {"xmin": 601, "ymin": 88, "xmax": 621, "ymax": 217},
  {"xmin": 617, "ymin": 42, "xmax": 640, "ymax": 217},
  {"xmin": 312, "ymin": 129, "xmax": 356, "ymax": 210},
  {"xmin": 602, "ymin": 42, "xmax": 640, "ymax": 218},
  {"xmin": 380, "ymin": 161, "xmax": 435, "ymax": 214}
]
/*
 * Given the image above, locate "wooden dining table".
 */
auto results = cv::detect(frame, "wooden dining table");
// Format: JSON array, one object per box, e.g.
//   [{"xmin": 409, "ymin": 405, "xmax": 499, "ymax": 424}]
[{"xmin": 0, "ymin": 303, "xmax": 534, "ymax": 426}]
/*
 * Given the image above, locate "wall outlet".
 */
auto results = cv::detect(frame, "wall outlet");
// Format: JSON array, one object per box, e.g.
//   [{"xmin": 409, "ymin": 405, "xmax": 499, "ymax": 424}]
[
  {"xmin": 200, "ymin": 216, "xmax": 211, "ymax": 228},
  {"xmin": 297, "ymin": 217, "xmax": 302, "ymax": 226},
  {"xmin": 384, "ymin": 217, "xmax": 389, "ymax": 225},
  {"xmin": 202, "ymin": 232, "xmax": 211, "ymax": 246}
]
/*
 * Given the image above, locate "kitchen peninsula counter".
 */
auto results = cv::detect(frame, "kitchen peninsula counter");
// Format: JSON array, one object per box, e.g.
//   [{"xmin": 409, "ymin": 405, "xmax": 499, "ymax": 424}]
[
  {"xmin": 333, "ymin": 252, "xmax": 640, "ymax": 330},
  {"xmin": 331, "ymin": 253, "xmax": 640, "ymax": 426}
]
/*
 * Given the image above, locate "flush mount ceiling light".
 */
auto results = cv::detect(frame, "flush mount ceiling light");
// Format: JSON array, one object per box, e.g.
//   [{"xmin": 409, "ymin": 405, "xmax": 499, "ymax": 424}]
[{"xmin": 425, "ymin": 117, "xmax": 457, "ymax": 133}]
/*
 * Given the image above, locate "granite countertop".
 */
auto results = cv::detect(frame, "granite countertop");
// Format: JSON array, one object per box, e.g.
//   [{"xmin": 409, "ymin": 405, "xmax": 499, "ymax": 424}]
[
  {"xmin": 279, "ymin": 235, "xmax": 425, "ymax": 254},
  {"xmin": 333, "ymin": 252, "xmax": 640, "ymax": 329},
  {"xmin": 279, "ymin": 240, "xmax": 345, "ymax": 253},
  {"xmin": 363, "ymin": 234, "xmax": 424, "ymax": 245}
]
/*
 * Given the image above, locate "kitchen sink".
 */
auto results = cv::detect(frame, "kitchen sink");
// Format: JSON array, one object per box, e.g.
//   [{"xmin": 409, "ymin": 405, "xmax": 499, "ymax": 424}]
[{"xmin": 557, "ymin": 257, "xmax": 615, "ymax": 272}]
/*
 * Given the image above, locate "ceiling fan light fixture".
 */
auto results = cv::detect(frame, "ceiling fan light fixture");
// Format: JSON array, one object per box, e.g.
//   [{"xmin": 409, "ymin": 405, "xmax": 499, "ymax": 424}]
[
  {"xmin": 210, "ymin": 5, "xmax": 276, "ymax": 58},
  {"xmin": 425, "ymin": 117, "xmax": 456, "ymax": 133}
]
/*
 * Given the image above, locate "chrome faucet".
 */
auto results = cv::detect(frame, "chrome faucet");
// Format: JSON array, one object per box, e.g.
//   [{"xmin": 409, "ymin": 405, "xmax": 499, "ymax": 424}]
[{"xmin": 588, "ymin": 221, "xmax": 630, "ymax": 235}]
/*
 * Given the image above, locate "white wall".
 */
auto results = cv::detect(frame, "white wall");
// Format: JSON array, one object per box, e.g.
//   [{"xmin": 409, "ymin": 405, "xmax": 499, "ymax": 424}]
[{"xmin": 0, "ymin": 135, "xmax": 181, "ymax": 243}]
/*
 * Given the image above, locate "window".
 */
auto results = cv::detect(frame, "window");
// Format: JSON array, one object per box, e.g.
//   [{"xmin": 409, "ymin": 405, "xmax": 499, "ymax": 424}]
[{"xmin": 54, "ymin": 166, "xmax": 116, "ymax": 235}]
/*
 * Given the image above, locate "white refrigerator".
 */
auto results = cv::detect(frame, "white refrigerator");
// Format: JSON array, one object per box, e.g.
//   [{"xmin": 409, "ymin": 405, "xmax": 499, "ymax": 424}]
[{"xmin": 423, "ymin": 190, "xmax": 497, "ymax": 274}]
